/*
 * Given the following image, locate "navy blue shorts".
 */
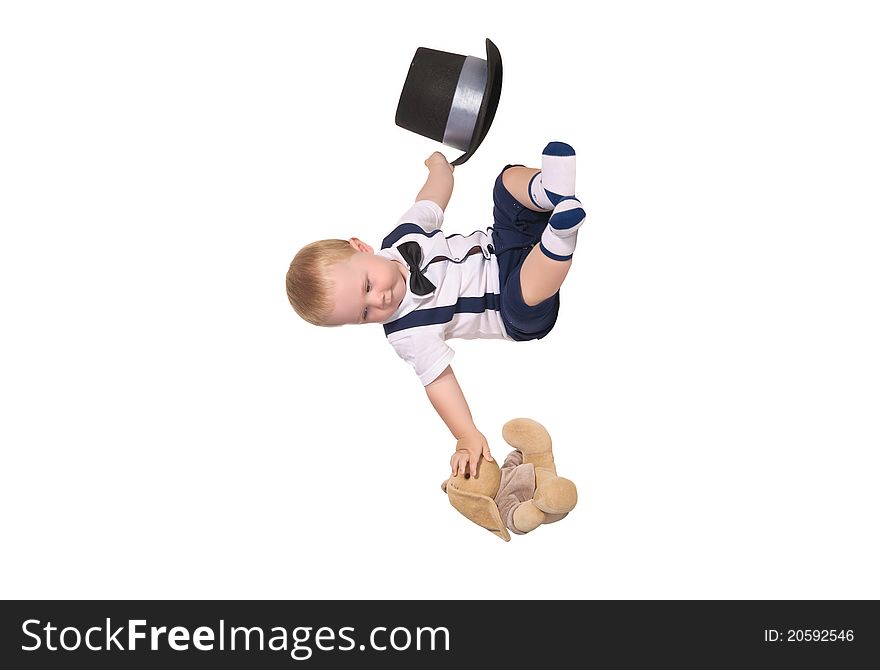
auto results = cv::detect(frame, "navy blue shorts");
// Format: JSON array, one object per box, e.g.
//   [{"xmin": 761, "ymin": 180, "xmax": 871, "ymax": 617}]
[{"xmin": 492, "ymin": 164, "xmax": 560, "ymax": 341}]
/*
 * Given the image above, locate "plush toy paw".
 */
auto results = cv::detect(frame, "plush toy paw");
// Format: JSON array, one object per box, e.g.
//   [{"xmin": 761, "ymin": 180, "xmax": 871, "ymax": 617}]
[
  {"xmin": 512, "ymin": 501, "xmax": 547, "ymax": 533},
  {"xmin": 501, "ymin": 418, "xmax": 552, "ymax": 457},
  {"xmin": 534, "ymin": 475, "xmax": 578, "ymax": 516}
]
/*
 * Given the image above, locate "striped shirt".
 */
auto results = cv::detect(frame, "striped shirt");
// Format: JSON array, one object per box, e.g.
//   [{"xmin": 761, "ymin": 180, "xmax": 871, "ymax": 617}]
[{"xmin": 377, "ymin": 200, "xmax": 511, "ymax": 385}]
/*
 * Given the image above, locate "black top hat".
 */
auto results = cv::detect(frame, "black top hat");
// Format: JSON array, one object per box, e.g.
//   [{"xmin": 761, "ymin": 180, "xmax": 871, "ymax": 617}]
[{"xmin": 395, "ymin": 38, "xmax": 502, "ymax": 166}]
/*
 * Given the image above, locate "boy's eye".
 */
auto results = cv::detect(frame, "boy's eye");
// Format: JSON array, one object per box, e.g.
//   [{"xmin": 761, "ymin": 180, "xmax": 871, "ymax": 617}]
[
  {"xmin": 366, "ymin": 280, "xmax": 372, "ymax": 292},
  {"xmin": 362, "ymin": 307, "xmax": 368, "ymax": 321}
]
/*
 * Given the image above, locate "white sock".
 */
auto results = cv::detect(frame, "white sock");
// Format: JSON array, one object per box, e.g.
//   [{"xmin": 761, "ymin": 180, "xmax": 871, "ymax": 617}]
[
  {"xmin": 539, "ymin": 197, "xmax": 586, "ymax": 261},
  {"xmin": 527, "ymin": 141, "xmax": 576, "ymax": 210}
]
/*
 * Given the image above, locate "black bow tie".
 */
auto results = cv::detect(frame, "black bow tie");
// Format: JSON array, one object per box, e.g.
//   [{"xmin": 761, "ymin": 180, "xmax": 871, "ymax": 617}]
[{"xmin": 397, "ymin": 241, "xmax": 436, "ymax": 296}]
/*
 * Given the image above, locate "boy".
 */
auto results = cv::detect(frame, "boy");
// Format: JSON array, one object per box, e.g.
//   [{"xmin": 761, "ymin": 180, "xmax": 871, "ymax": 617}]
[{"xmin": 286, "ymin": 143, "xmax": 586, "ymax": 478}]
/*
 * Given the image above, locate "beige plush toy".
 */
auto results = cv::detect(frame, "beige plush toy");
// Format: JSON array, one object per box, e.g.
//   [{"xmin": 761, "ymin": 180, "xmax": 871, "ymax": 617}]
[{"xmin": 441, "ymin": 418, "xmax": 578, "ymax": 541}]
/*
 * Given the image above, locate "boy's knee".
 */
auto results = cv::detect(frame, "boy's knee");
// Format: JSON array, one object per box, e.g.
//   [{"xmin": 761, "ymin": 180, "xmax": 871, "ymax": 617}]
[
  {"xmin": 519, "ymin": 281, "xmax": 557, "ymax": 308},
  {"xmin": 500, "ymin": 165, "xmax": 515, "ymax": 193}
]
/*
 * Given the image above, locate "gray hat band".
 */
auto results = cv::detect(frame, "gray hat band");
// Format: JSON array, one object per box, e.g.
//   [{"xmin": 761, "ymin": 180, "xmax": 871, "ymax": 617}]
[{"xmin": 442, "ymin": 56, "xmax": 488, "ymax": 152}]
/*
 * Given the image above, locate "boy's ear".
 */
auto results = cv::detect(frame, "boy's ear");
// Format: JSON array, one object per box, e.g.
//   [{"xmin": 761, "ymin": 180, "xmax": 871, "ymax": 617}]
[{"xmin": 348, "ymin": 237, "xmax": 374, "ymax": 254}]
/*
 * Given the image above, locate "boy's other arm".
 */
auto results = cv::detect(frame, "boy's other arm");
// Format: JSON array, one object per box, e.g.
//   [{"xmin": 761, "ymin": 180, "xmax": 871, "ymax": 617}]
[
  {"xmin": 425, "ymin": 365, "xmax": 493, "ymax": 477},
  {"xmin": 416, "ymin": 152, "xmax": 455, "ymax": 211}
]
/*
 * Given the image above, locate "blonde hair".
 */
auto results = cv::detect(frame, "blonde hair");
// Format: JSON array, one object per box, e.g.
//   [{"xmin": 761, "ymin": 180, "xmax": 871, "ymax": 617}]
[{"xmin": 286, "ymin": 239, "xmax": 356, "ymax": 326}]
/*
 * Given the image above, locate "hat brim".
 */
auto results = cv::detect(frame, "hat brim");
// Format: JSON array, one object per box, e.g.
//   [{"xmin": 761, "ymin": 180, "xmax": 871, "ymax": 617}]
[{"xmin": 451, "ymin": 38, "xmax": 503, "ymax": 166}]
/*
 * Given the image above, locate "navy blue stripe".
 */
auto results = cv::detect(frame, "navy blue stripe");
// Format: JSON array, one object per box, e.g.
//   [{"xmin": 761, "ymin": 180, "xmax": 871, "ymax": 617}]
[
  {"xmin": 527, "ymin": 172, "xmax": 542, "ymax": 209},
  {"xmin": 381, "ymin": 224, "xmax": 442, "ymax": 250},
  {"xmin": 383, "ymin": 294, "xmax": 501, "ymax": 336},
  {"xmin": 543, "ymin": 141, "xmax": 575, "ymax": 156},
  {"xmin": 539, "ymin": 242, "xmax": 572, "ymax": 262},
  {"xmin": 548, "ymin": 206, "xmax": 584, "ymax": 229}
]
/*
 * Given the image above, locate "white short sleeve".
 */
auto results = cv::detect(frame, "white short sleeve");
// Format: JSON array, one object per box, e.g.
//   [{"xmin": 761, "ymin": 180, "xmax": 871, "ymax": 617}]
[
  {"xmin": 386, "ymin": 328, "xmax": 455, "ymax": 386},
  {"xmin": 396, "ymin": 199, "xmax": 445, "ymax": 233}
]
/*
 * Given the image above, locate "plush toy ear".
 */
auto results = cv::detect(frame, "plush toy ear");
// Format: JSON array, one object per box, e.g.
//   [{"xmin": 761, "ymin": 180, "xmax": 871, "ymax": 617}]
[{"xmin": 447, "ymin": 487, "xmax": 510, "ymax": 542}]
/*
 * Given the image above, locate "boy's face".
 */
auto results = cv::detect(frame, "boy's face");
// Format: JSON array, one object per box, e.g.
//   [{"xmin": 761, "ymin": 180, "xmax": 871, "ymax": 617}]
[{"xmin": 325, "ymin": 239, "xmax": 408, "ymax": 326}]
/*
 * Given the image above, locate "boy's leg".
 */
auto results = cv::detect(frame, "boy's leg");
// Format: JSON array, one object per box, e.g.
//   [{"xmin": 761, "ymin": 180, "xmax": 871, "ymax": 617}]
[
  {"xmin": 519, "ymin": 244, "xmax": 573, "ymax": 307},
  {"xmin": 502, "ymin": 143, "xmax": 585, "ymax": 307}
]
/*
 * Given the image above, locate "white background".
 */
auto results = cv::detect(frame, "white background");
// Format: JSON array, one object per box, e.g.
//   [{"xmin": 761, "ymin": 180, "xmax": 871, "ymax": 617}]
[{"xmin": 2, "ymin": 1, "xmax": 878, "ymax": 599}]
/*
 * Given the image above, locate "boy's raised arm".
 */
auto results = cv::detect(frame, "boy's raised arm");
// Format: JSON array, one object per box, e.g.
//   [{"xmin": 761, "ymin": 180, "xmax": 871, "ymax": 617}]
[
  {"xmin": 425, "ymin": 365, "xmax": 493, "ymax": 477},
  {"xmin": 416, "ymin": 152, "xmax": 455, "ymax": 210}
]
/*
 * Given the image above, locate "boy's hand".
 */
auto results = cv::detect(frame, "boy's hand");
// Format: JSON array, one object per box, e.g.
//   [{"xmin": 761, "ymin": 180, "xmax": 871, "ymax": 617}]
[
  {"xmin": 425, "ymin": 151, "xmax": 454, "ymax": 174},
  {"xmin": 450, "ymin": 430, "xmax": 493, "ymax": 478}
]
